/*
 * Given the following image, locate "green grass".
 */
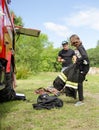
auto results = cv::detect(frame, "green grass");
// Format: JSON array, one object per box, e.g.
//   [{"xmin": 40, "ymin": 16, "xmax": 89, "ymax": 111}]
[{"xmin": 0, "ymin": 72, "xmax": 99, "ymax": 130}]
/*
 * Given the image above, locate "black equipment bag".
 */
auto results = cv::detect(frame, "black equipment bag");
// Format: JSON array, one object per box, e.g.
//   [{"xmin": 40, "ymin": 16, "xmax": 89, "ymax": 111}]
[{"xmin": 33, "ymin": 94, "xmax": 63, "ymax": 110}]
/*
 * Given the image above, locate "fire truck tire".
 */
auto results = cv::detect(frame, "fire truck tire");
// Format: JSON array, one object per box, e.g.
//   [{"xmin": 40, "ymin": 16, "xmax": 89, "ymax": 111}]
[{"xmin": 0, "ymin": 65, "xmax": 16, "ymax": 102}]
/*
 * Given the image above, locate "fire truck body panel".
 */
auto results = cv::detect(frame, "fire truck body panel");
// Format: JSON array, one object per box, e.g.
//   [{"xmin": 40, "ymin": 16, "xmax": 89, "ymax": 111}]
[
  {"xmin": 0, "ymin": 0, "xmax": 5, "ymax": 58},
  {"xmin": 0, "ymin": 0, "xmax": 14, "ymax": 73}
]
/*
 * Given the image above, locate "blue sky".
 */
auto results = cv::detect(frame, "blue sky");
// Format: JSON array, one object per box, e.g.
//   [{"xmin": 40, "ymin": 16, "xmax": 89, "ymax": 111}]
[{"xmin": 10, "ymin": 0, "xmax": 99, "ymax": 49}]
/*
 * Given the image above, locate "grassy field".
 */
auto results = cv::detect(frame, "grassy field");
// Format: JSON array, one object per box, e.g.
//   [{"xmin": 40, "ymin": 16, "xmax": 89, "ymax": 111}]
[{"xmin": 0, "ymin": 72, "xmax": 99, "ymax": 130}]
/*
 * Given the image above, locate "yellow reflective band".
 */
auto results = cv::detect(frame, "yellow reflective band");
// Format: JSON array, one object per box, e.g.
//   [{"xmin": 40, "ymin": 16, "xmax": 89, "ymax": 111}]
[
  {"xmin": 66, "ymin": 81, "xmax": 78, "ymax": 86},
  {"xmin": 66, "ymin": 81, "xmax": 78, "ymax": 89},
  {"xmin": 58, "ymin": 72, "xmax": 67, "ymax": 83},
  {"xmin": 66, "ymin": 84, "xmax": 78, "ymax": 89},
  {"xmin": 61, "ymin": 72, "xmax": 67, "ymax": 81},
  {"xmin": 58, "ymin": 75, "xmax": 66, "ymax": 82}
]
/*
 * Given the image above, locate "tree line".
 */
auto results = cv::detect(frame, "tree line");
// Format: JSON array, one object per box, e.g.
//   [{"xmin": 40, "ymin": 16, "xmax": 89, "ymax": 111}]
[{"xmin": 13, "ymin": 12, "xmax": 99, "ymax": 79}]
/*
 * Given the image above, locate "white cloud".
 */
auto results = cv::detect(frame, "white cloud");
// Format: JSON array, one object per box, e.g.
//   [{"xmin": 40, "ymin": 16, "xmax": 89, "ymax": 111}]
[
  {"xmin": 44, "ymin": 22, "xmax": 71, "ymax": 37},
  {"xmin": 67, "ymin": 8, "xmax": 99, "ymax": 30}
]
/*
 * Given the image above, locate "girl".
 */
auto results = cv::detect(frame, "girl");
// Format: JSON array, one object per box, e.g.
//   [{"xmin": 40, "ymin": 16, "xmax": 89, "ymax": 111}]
[{"xmin": 70, "ymin": 34, "xmax": 90, "ymax": 106}]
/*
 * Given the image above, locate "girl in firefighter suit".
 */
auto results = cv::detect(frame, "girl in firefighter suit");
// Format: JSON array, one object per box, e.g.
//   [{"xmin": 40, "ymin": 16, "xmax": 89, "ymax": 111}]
[{"xmin": 70, "ymin": 34, "xmax": 90, "ymax": 106}]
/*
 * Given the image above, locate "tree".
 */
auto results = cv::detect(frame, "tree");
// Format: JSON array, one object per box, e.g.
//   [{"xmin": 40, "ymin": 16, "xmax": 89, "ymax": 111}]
[
  {"xmin": 11, "ymin": 11, "xmax": 24, "ymax": 26},
  {"xmin": 11, "ymin": 11, "xmax": 69, "ymax": 79},
  {"xmin": 87, "ymin": 46, "xmax": 99, "ymax": 67},
  {"xmin": 39, "ymin": 45, "xmax": 61, "ymax": 72}
]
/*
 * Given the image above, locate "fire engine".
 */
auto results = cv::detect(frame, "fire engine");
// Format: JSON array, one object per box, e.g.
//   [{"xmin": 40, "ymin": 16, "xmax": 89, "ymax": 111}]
[{"xmin": 0, "ymin": 0, "xmax": 40, "ymax": 102}]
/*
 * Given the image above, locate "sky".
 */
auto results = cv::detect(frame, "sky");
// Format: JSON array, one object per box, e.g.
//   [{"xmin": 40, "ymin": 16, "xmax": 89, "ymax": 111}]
[{"xmin": 9, "ymin": 0, "xmax": 99, "ymax": 49}]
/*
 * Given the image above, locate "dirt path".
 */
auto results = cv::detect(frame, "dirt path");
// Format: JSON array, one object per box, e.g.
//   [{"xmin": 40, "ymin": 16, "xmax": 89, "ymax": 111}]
[{"xmin": 85, "ymin": 91, "xmax": 99, "ymax": 102}]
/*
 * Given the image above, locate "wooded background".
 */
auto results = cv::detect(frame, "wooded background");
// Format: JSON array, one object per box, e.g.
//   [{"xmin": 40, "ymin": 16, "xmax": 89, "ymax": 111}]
[{"xmin": 12, "ymin": 11, "xmax": 99, "ymax": 79}]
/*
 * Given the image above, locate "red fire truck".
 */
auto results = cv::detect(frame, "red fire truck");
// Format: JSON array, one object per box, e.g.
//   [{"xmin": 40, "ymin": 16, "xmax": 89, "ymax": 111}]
[{"xmin": 0, "ymin": 0, "xmax": 40, "ymax": 102}]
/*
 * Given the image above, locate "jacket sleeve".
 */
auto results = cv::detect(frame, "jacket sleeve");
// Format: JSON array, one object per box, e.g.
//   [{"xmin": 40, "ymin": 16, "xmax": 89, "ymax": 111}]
[
  {"xmin": 78, "ymin": 45, "xmax": 88, "ymax": 59},
  {"xmin": 76, "ymin": 45, "xmax": 89, "ymax": 64}
]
